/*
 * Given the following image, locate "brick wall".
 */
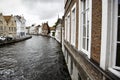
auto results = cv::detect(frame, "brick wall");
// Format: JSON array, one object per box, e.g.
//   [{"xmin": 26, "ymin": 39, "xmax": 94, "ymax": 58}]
[{"xmin": 91, "ymin": 0, "xmax": 102, "ymax": 64}]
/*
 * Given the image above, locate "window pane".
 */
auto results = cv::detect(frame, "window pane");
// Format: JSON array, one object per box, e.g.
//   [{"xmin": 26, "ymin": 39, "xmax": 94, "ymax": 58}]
[
  {"xmin": 83, "ymin": 0, "xmax": 86, "ymax": 11},
  {"xmin": 118, "ymin": 0, "xmax": 120, "ymax": 16},
  {"xmin": 117, "ymin": 18, "xmax": 120, "ymax": 41},
  {"xmin": 83, "ymin": 25, "xmax": 86, "ymax": 37},
  {"xmin": 70, "ymin": 58, "xmax": 73, "ymax": 75},
  {"xmin": 86, "ymin": 11, "xmax": 89, "ymax": 37},
  {"xmin": 87, "ymin": 23, "xmax": 89, "ymax": 37},
  {"xmin": 83, "ymin": 13, "xmax": 86, "ymax": 24},
  {"xmin": 87, "ymin": 39, "xmax": 89, "ymax": 51},
  {"xmin": 83, "ymin": 38, "xmax": 86, "ymax": 49},
  {"xmin": 116, "ymin": 43, "xmax": 120, "ymax": 66},
  {"xmin": 87, "ymin": 0, "xmax": 89, "ymax": 9}
]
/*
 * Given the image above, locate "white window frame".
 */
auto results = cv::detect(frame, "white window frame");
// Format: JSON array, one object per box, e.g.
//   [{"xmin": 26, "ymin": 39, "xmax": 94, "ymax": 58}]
[
  {"xmin": 65, "ymin": 17, "xmax": 67, "ymax": 40},
  {"xmin": 78, "ymin": 0, "xmax": 92, "ymax": 58},
  {"xmin": 71, "ymin": 3, "xmax": 76, "ymax": 47},
  {"xmin": 111, "ymin": 0, "xmax": 120, "ymax": 70},
  {"xmin": 100, "ymin": 0, "xmax": 120, "ymax": 78},
  {"xmin": 67, "ymin": 12, "xmax": 70, "ymax": 42}
]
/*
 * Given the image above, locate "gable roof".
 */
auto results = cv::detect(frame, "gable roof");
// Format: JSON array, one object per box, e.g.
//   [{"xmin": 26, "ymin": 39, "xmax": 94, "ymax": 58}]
[
  {"xmin": 3, "ymin": 16, "xmax": 12, "ymax": 23},
  {"xmin": 42, "ymin": 23, "xmax": 49, "ymax": 30}
]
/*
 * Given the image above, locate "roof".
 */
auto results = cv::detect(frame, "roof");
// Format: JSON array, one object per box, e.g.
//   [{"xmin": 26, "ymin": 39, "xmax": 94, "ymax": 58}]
[
  {"xmin": 42, "ymin": 23, "xmax": 50, "ymax": 30},
  {"xmin": 53, "ymin": 18, "xmax": 63, "ymax": 28},
  {"xmin": 14, "ymin": 15, "xmax": 21, "ymax": 21},
  {"xmin": 14, "ymin": 15, "xmax": 26, "ymax": 23},
  {"xmin": 50, "ymin": 27, "xmax": 55, "ymax": 30},
  {"xmin": 3, "ymin": 16, "xmax": 12, "ymax": 23}
]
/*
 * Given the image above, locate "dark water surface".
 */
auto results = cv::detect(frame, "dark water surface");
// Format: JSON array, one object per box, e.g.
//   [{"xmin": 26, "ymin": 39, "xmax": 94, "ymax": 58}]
[{"xmin": 0, "ymin": 36, "xmax": 71, "ymax": 80}]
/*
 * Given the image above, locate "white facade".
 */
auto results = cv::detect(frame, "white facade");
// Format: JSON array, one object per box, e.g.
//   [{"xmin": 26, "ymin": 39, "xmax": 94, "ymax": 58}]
[
  {"xmin": 71, "ymin": 3, "xmax": 76, "ymax": 47},
  {"xmin": 15, "ymin": 15, "xmax": 26, "ymax": 37},
  {"xmin": 100, "ymin": 0, "xmax": 120, "ymax": 78},
  {"xmin": 55, "ymin": 23, "xmax": 62, "ymax": 43},
  {"xmin": 50, "ymin": 30, "xmax": 55, "ymax": 37},
  {"xmin": 38, "ymin": 26, "xmax": 42, "ymax": 34},
  {"xmin": 65, "ymin": 18, "xmax": 67, "ymax": 41},
  {"xmin": 78, "ymin": 0, "xmax": 92, "ymax": 58},
  {"xmin": 29, "ymin": 26, "xmax": 35, "ymax": 34}
]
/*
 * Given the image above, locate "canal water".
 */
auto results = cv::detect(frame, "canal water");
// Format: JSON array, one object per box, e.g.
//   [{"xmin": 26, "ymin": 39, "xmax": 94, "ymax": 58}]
[{"xmin": 0, "ymin": 36, "xmax": 71, "ymax": 80}]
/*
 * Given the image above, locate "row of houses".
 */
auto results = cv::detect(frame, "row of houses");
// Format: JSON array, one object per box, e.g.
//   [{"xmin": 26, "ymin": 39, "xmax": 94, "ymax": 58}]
[
  {"xmin": 62, "ymin": 0, "xmax": 120, "ymax": 80},
  {"xmin": 0, "ymin": 13, "xmax": 26, "ymax": 38},
  {"xmin": 27, "ymin": 22, "xmax": 50, "ymax": 35},
  {"xmin": 27, "ymin": 20, "xmax": 63, "ymax": 44}
]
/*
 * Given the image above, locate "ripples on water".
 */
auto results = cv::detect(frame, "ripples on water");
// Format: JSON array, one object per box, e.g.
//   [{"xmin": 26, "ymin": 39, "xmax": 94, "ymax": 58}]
[{"xmin": 0, "ymin": 36, "xmax": 71, "ymax": 80}]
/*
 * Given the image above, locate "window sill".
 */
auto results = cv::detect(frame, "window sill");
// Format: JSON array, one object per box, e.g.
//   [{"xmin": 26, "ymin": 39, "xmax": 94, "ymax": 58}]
[{"xmin": 108, "ymin": 68, "xmax": 120, "ymax": 78}]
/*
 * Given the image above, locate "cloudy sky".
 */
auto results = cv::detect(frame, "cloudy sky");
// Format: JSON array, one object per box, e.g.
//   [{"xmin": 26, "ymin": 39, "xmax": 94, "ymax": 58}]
[{"xmin": 0, "ymin": 0, "xmax": 64, "ymax": 26}]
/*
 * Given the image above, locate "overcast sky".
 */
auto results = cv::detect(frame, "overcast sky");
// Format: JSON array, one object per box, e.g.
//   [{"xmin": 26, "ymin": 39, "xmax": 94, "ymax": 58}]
[{"xmin": 0, "ymin": 0, "xmax": 64, "ymax": 26}]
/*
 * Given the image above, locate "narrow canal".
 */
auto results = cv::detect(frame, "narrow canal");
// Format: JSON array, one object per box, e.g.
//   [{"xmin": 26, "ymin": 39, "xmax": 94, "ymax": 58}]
[{"xmin": 0, "ymin": 36, "xmax": 71, "ymax": 80}]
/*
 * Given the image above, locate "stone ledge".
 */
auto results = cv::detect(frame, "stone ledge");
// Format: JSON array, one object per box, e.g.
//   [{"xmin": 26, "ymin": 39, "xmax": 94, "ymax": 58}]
[
  {"xmin": 64, "ymin": 40, "xmax": 114, "ymax": 80},
  {"xmin": 0, "ymin": 36, "xmax": 32, "ymax": 47}
]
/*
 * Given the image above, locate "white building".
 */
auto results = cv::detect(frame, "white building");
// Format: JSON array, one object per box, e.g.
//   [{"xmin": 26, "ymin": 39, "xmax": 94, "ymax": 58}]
[
  {"xmin": 29, "ymin": 26, "xmax": 35, "ymax": 34},
  {"xmin": 38, "ymin": 26, "xmax": 42, "ymax": 34},
  {"xmin": 50, "ymin": 27, "xmax": 55, "ymax": 38},
  {"xmin": 55, "ymin": 18, "xmax": 62, "ymax": 43},
  {"xmin": 14, "ymin": 15, "xmax": 26, "ymax": 37}
]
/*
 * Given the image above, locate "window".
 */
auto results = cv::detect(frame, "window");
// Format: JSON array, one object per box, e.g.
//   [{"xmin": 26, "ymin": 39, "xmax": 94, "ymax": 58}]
[
  {"xmin": 1, "ymin": 26, "xmax": 3, "ymax": 30},
  {"xmin": 81, "ymin": 0, "xmax": 89, "ymax": 51},
  {"xmin": 70, "ymin": 57, "xmax": 73, "ymax": 75},
  {"xmin": 4, "ymin": 26, "xmax": 6, "ymax": 31},
  {"xmin": 67, "ymin": 13, "xmax": 70, "ymax": 42},
  {"xmin": 0, "ymin": 20, "xmax": 3, "ymax": 24},
  {"xmin": 113, "ymin": 0, "xmax": 120, "ymax": 69},
  {"xmin": 14, "ymin": 27, "xmax": 16, "ymax": 31},
  {"xmin": 79, "ymin": 0, "xmax": 92, "ymax": 58},
  {"xmin": 71, "ymin": 3, "xmax": 76, "ymax": 46},
  {"xmin": 100, "ymin": 0, "xmax": 120, "ymax": 78},
  {"xmin": 9, "ymin": 27, "xmax": 11, "ymax": 31},
  {"xmin": 65, "ymin": 18, "xmax": 67, "ymax": 40},
  {"xmin": 66, "ymin": 50, "xmax": 69, "ymax": 63},
  {"xmin": 0, "ymin": 26, "xmax": 2, "ymax": 31}
]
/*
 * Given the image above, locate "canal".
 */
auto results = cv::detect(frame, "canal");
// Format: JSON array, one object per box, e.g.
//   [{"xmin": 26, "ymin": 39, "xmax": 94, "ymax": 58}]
[{"xmin": 0, "ymin": 36, "xmax": 71, "ymax": 80}]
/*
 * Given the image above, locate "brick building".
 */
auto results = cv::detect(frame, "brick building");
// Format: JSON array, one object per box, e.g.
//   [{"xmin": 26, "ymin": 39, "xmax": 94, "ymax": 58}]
[
  {"xmin": 41, "ymin": 22, "xmax": 50, "ymax": 36},
  {"xmin": 63, "ymin": 0, "xmax": 120, "ymax": 80}
]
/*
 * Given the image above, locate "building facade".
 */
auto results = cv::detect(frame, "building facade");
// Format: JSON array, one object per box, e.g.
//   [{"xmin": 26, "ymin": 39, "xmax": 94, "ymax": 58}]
[
  {"xmin": 0, "ymin": 13, "xmax": 7, "ymax": 37},
  {"xmin": 55, "ymin": 18, "xmax": 63, "ymax": 43},
  {"xmin": 40, "ymin": 22, "xmax": 50, "ymax": 36},
  {"xmin": 63, "ymin": 0, "xmax": 120, "ymax": 80},
  {"xmin": 50, "ymin": 27, "xmax": 55, "ymax": 38},
  {"xmin": 25, "ymin": 26, "xmax": 30, "ymax": 35},
  {"xmin": 14, "ymin": 15, "xmax": 26, "ymax": 37},
  {"xmin": 0, "ymin": 14, "xmax": 17, "ymax": 37},
  {"xmin": 4, "ymin": 15, "xmax": 17, "ymax": 37}
]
